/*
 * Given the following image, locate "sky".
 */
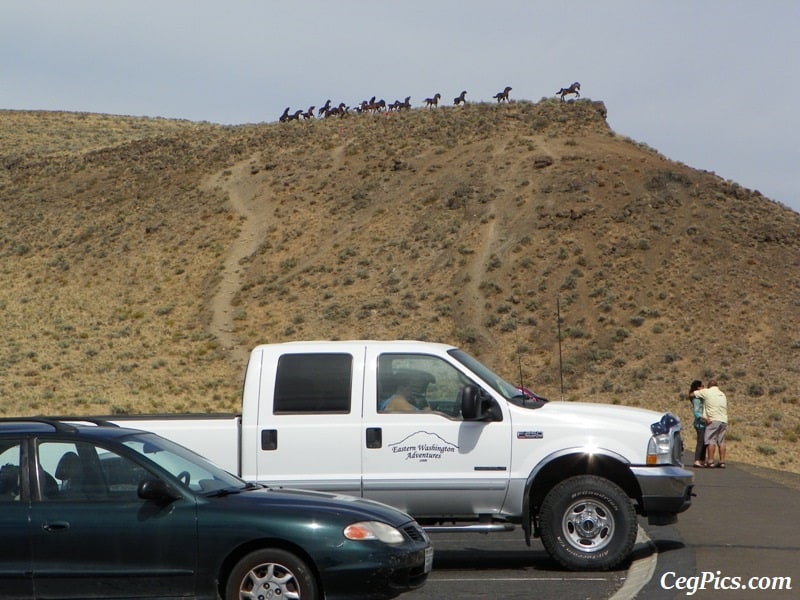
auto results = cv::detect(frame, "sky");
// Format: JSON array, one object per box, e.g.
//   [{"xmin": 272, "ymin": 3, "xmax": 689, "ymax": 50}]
[{"xmin": 2, "ymin": 1, "xmax": 798, "ymax": 214}]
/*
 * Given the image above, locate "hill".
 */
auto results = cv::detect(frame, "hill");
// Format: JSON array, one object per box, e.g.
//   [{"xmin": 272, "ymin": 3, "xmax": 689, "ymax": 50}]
[{"xmin": 1, "ymin": 101, "xmax": 799, "ymax": 472}]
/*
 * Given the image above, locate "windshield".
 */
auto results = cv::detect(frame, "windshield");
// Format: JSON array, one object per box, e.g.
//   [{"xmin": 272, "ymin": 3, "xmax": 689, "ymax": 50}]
[
  {"xmin": 448, "ymin": 349, "xmax": 521, "ymax": 400},
  {"xmin": 121, "ymin": 432, "xmax": 247, "ymax": 495}
]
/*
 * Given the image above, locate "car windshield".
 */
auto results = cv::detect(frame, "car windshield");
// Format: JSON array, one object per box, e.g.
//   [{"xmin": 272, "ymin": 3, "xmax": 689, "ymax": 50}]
[
  {"xmin": 121, "ymin": 432, "xmax": 247, "ymax": 495},
  {"xmin": 448, "ymin": 348, "xmax": 522, "ymax": 400}
]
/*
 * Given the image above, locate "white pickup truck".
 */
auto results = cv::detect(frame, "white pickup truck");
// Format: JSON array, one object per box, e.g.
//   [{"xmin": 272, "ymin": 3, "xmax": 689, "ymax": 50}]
[{"xmin": 112, "ymin": 340, "xmax": 693, "ymax": 571}]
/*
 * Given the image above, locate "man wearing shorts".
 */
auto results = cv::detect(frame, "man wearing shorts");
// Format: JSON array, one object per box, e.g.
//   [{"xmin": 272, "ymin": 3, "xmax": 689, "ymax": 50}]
[{"xmin": 694, "ymin": 380, "xmax": 728, "ymax": 468}]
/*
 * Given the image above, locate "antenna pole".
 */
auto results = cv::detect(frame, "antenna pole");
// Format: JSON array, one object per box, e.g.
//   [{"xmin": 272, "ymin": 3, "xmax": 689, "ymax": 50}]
[
  {"xmin": 514, "ymin": 318, "xmax": 526, "ymax": 404},
  {"xmin": 557, "ymin": 296, "xmax": 564, "ymax": 401}
]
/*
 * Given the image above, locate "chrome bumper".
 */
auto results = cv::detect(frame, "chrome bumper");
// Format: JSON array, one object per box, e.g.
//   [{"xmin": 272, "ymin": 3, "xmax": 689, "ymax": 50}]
[{"xmin": 630, "ymin": 465, "xmax": 694, "ymax": 523}]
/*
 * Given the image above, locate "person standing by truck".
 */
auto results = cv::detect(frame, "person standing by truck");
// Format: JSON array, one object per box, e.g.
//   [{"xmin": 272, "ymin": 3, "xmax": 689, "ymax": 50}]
[
  {"xmin": 688, "ymin": 379, "xmax": 707, "ymax": 468},
  {"xmin": 694, "ymin": 379, "xmax": 729, "ymax": 468}
]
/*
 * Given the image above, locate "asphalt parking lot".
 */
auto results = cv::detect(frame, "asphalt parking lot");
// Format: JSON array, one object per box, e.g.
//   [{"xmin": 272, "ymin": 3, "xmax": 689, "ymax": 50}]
[
  {"xmin": 403, "ymin": 528, "xmax": 629, "ymax": 600},
  {"xmin": 405, "ymin": 458, "xmax": 800, "ymax": 600}
]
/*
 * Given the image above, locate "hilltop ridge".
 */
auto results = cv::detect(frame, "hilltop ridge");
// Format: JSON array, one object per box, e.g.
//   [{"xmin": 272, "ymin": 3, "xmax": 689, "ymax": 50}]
[{"xmin": 1, "ymin": 99, "xmax": 799, "ymax": 472}]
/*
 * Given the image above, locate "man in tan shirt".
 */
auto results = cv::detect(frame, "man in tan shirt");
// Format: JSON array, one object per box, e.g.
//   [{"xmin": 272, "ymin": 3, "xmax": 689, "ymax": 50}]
[{"xmin": 694, "ymin": 379, "xmax": 728, "ymax": 467}]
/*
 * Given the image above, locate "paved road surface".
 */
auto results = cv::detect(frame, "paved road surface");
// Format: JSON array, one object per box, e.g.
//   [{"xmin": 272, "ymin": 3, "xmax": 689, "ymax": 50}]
[
  {"xmin": 405, "ymin": 528, "xmax": 628, "ymax": 599},
  {"xmin": 405, "ymin": 458, "xmax": 800, "ymax": 599},
  {"xmin": 638, "ymin": 459, "xmax": 800, "ymax": 599}
]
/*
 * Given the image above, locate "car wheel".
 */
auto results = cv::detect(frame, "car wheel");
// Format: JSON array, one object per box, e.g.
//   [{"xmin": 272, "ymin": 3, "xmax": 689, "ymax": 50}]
[
  {"xmin": 539, "ymin": 475, "xmax": 637, "ymax": 571},
  {"xmin": 225, "ymin": 548, "xmax": 318, "ymax": 600}
]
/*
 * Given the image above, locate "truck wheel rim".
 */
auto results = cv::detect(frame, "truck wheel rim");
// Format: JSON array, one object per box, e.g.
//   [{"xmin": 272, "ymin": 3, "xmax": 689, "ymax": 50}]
[
  {"xmin": 561, "ymin": 499, "xmax": 614, "ymax": 552},
  {"xmin": 239, "ymin": 562, "xmax": 301, "ymax": 599}
]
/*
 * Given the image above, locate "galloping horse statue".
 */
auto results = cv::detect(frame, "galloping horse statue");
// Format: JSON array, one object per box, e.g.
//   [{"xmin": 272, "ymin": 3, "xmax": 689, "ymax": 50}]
[
  {"xmin": 493, "ymin": 86, "xmax": 512, "ymax": 102},
  {"xmin": 424, "ymin": 93, "xmax": 441, "ymax": 108},
  {"xmin": 556, "ymin": 82, "xmax": 581, "ymax": 102}
]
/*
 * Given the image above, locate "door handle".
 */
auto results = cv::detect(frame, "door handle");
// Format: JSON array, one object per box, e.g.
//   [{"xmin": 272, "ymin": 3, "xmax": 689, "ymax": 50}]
[
  {"xmin": 42, "ymin": 521, "xmax": 70, "ymax": 532},
  {"xmin": 366, "ymin": 427, "xmax": 382, "ymax": 449},
  {"xmin": 261, "ymin": 429, "xmax": 278, "ymax": 451}
]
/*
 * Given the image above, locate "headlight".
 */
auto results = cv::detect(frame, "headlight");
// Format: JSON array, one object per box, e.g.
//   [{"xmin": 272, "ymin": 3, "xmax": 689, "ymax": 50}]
[
  {"xmin": 647, "ymin": 413, "xmax": 680, "ymax": 465},
  {"xmin": 343, "ymin": 521, "xmax": 404, "ymax": 545},
  {"xmin": 647, "ymin": 433, "xmax": 673, "ymax": 465}
]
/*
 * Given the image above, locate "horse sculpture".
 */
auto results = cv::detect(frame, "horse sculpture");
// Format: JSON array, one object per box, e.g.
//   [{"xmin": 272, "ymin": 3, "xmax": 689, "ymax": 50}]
[
  {"xmin": 454, "ymin": 90, "xmax": 467, "ymax": 106},
  {"xmin": 556, "ymin": 82, "xmax": 581, "ymax": 102},
  {"xmin": 323, "ymin": 102, "xmax": 348, "ymax": 118},
  {"xmin": 424, "ymin": 93, "xmax": 441, "ymax": 108},
  {"xmin": 388, "ymin": 97, "xmax": 410, "ymax": 111},
  {"xmin": 318, "ymin": 100, "xmax": 332, "ymax": 116},
  {"xmin": 493, "ymin": 86, "xmax": 512, "ymax": 102}
]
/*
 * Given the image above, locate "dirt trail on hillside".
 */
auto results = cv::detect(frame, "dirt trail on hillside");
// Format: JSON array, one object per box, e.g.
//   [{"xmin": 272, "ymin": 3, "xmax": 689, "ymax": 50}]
[
  {"xmin": 461, "ymin": 208, "xmax": 497, "ymax": 336},
  {"xmin": 204, "ymin": 158, "xmax": 270, "ymax": 368}
]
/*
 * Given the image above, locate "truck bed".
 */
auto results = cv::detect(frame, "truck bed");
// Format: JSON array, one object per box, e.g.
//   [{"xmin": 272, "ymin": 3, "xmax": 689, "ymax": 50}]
[{"xmin": 107, "ymin": 414, "xmax": 242, "ymax": 474}]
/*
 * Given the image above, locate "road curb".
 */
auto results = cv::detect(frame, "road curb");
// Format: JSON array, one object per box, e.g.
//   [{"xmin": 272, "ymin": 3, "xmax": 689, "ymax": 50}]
[{"xmin": 610, "ymin": 525, "xmax": 657, "ymax": 600}]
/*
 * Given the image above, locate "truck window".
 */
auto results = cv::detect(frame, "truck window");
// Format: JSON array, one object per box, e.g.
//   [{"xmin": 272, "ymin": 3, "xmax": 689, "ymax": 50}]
[
  {"xmin": 378, "ymin": 354, "xmax": 470, "ymax": 418},
  {"xmin": 274, "ymin": 353, "xmax": 352, "ymax": 414}
]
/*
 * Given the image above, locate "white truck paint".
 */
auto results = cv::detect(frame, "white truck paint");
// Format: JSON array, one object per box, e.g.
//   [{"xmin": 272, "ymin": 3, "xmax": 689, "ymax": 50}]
[{"xmin": 111, "ymin": 340, "xmax": 694, "ymax": 570}]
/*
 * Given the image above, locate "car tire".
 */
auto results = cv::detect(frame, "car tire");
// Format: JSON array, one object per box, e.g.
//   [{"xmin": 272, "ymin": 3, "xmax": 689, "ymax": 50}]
[
  {"xmin": 225, "ymin": 548, "xmax": 319, "ymax": 600},
  {"xmin": 539, "ymin": 475, "xmax": 637, "ymax": 571}
]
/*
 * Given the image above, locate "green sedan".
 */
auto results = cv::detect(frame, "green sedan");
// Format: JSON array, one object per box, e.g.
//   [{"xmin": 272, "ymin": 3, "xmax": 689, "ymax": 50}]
[{"xmin": 0, "ymin": 418, "xmax": 433, "ymax": 599}]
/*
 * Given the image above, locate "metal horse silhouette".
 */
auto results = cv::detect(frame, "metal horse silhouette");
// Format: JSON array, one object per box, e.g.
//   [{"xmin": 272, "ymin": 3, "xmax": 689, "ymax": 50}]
[
  {"xmin": 493, "ymin": 86, "xmax": 512, "ymax": 102},
  {"xmin": 556, "ymin": 82, "xmax": 581, "ymax": 102}
]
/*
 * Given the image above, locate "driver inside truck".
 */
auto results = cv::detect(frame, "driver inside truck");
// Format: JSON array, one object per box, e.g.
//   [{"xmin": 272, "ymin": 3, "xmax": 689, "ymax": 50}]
[{"xmin": 379, "ymin": 369, "xmax": 434, "ymax": 412}]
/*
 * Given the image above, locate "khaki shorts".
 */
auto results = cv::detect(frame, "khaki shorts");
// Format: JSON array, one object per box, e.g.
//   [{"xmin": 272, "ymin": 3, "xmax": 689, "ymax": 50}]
[{"xmin": 704, "ymin": 421, "xmax": 727, "ymax": 446}]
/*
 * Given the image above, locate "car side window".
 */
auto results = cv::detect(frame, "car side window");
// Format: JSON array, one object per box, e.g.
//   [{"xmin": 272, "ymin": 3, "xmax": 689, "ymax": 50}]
[
  {"xmin": 0, "ymin": 442, "xmax": 22, "ymax": 502},
  {"xmin": 377, "ymin": 354, "xmax": 470, "ymax": 418},
  {"xmin": 37, "ymin": 441, "xmax": 148, "ymax": 502}
]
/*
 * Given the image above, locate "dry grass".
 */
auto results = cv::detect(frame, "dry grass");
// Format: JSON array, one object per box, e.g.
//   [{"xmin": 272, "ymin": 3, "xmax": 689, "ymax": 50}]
[{"xmin": 1, "ymin": 101, "xmax": 799, "ymax": 473}]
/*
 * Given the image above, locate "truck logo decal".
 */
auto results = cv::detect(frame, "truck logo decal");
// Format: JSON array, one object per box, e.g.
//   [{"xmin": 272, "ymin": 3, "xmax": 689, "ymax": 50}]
[
  {"xmin": 388, "ymin": 431, "xmax": 458, "ymax": 462},
  {"xmin": 517, "ymin": 431, "xmax": 544, "ymax": 439}
]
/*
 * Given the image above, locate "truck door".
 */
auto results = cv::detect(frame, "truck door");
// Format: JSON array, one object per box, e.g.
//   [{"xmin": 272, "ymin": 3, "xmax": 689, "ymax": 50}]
[
  {"xmin": 253, "ymin": 344, "xmax": 365, "ymax": 496},
  {"xmin": 362, "ymin": 350, "xmax": 512, "ymax": 517}
]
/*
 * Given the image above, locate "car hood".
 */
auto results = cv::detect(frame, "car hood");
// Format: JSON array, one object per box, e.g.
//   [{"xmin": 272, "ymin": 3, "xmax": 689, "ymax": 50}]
[{"xmin": 214, "ymin": 485, "xmax": 417, "ymax": 526}]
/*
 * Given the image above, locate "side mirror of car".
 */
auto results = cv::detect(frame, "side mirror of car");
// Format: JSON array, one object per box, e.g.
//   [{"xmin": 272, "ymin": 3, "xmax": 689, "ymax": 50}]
[{"xmin": 138, "ymin": 478, "xmax": 181, "ymax": 503}]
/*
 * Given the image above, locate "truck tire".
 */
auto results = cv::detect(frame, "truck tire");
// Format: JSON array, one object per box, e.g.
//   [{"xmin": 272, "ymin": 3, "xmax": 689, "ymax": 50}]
[
  {"xmin": 225, "ymin": 548, "xmax": 319, "ymax": 600},
  {"xmin": 539, "ymin": 475, "xmax": 637, "ymax": 571}
]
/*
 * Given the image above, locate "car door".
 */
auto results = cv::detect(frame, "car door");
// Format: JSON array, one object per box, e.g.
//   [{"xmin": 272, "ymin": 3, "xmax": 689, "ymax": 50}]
[
  {"xmin": 253, "ymin": 344, "xmax": 365, "ymax": 494},
  {"xmin": 362, "ymin": 350, "xmax": 512, "ymax": 517},
  {"xmin": 29, "ymin": 439, "xmax": 198, "ymax": 599},
  {"xmin": 0, "ymin": 439, "xmax": 33, "ymax": 599}
]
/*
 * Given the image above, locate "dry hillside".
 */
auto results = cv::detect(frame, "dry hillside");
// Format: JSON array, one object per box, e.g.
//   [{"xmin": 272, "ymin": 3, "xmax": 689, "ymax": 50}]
[{"xmin": 1, "ymin": 101, "xmax": 799, "ymax": 472}]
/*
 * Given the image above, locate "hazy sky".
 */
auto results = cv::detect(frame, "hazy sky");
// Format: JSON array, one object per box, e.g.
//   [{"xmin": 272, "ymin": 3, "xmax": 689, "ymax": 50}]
[{"xmin": 3, "ymin": 1, "xmax": 798, "ymax": 213}]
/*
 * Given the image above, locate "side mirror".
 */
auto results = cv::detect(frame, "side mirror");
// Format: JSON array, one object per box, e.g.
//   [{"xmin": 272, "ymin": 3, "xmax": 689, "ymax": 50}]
[
  {"xmin": 461, "ymin": 384, "xmax": 481, "ymax": 420},
  {"xmin": 138, "ymin": 478, "xmax": 181, "ymax": 503}
]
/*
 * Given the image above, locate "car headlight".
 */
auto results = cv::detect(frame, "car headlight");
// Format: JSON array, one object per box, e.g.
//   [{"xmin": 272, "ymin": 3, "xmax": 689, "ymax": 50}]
[{"xmin": 343, "ymin": 521, "xmax": 404, "ymax": 545}]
